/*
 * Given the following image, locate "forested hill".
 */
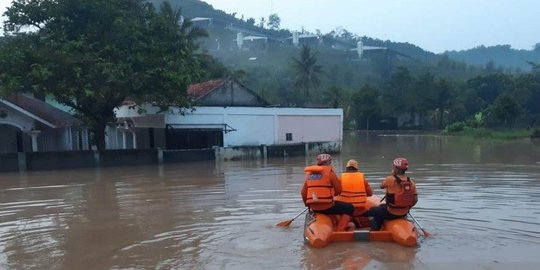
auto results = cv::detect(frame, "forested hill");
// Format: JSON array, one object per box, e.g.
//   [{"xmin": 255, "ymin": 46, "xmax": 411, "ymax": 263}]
[
  {"xmin": 445, "ymin": 45, "xmax": 540, "ymax": 71},
  {"xmin": 149, "ymin": 0, "xmax": 437, "ymax": 60},
  {"xmin": 147, "ymin": 0, "xmax": 291, "ymax": 38}
]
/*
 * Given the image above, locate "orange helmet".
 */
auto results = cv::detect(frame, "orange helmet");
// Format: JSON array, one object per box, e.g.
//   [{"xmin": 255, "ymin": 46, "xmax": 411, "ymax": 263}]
[
  {"xmin": 316, "ymin": 153, "xmax": 332, "ymax": 165},
  {"xmin": 392, "ymin": 157, "xmax": 408, "ymax": 170}
]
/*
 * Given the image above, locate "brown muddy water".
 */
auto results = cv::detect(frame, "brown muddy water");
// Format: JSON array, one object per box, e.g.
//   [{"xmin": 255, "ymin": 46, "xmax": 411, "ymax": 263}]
[{"xmin": 1, "ymin": 132, "xmax": 539, "ymax": 270}]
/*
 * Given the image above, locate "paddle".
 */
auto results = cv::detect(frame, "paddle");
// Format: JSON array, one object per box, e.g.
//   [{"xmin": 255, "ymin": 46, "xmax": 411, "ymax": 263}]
[
  {"xmin": 276, "ymin": 208, "xmax": 308, "ymax": 227},
  {"xmin": 408, "ymin": 212, "xmax": 431, "ymax": 238}
]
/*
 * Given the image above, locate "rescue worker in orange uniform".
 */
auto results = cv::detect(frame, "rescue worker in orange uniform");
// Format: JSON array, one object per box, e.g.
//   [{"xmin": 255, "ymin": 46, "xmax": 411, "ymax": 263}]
[
  {"xmin": 301, "ymin": 153, "xmax": 354, "ymax": 231},
  {"xmin": 335, "ymin": 159, "xmax": 373, "ymax": 218},
  {"xmin": 367, "ymin": 157, "xmax": 418, "ymax": 230}
]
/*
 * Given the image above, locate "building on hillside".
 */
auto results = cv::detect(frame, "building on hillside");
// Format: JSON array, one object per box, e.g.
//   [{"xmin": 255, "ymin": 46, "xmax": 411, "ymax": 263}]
[
  {"xmin": 287, "ymin": 32, "xmax": 323, "ymax": 47},
  {"xmin": 235, "ymin": 33, "xmax": 269, "ymax": 51},
  {"xmin": 190, "ymin": 17, "xmax": 213, "ymax": 28},
  {"xmin": 0, "ymin": 93, "xmax": 88, "ymax": 153},
  {"xmin": 108, "ymin": 78, "xmax": 342, "ymax": 154}
]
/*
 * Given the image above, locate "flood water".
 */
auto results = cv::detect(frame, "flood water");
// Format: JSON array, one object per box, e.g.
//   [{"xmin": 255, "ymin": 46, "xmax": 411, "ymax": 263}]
[{"xmin": 1, "ymin": 132, "xmax": 539, "ymax": 269}]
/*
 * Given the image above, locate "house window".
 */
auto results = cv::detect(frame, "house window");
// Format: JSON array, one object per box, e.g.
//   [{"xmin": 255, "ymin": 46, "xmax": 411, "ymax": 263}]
[{"xmin": 286, "ymin": 133, "xmax": 293, "ymax": 141}]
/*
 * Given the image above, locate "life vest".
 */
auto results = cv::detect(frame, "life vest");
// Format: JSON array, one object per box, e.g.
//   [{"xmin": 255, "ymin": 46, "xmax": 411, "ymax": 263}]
[
  {"xmin": 335, "ymin": 172, "xmax": 367, "ymax": 208},
  {"xmin": 386, "ymin": 176, "xmax": 417, "ymax": 210},
  {"xmin": 304, "ymin": 166, "xmax": 334, "ymax": 211}
]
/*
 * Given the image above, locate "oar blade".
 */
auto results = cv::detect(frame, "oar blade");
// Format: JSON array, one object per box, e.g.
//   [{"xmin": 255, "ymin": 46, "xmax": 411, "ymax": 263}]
[
  {"xmin": 276, "ymin": 219, "xmax": 293, "ymax": 227},
  {"xmin": 421, "ymin": 229, "xmax": 432, "ymax": 238}
]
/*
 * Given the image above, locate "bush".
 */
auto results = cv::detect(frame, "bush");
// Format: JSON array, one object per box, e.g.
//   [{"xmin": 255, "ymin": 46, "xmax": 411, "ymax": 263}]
[{"xmin": 445, "ymin": 122, "xmax": 466, "ymax": 132}]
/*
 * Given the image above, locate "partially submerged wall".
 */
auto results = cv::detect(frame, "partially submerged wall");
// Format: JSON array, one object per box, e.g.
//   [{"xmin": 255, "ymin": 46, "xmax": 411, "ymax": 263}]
[
  {"xmin": 214, "ymin": 141, "xmax": 341, "ymax": 161},
  {"xmin": 0, "ymin": 141, "xmax": 341, "ymax": 172}
]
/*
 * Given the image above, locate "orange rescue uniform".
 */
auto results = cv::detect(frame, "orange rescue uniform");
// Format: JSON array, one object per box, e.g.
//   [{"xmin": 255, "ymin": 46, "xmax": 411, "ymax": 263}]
[
  {"xmin": 301, "ymin": 165, "xmax": 341, "ymax": 211},
  {"xmin": 381, "ymin": 175, "xmax": 418, "ymax": 216},
  {"xmin": 335, "ymin": 172, "xmax": 373, "ymax": 210}
]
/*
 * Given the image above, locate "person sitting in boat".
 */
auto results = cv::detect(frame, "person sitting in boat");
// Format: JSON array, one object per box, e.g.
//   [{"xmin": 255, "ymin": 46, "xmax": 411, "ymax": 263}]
[
  {"xmin": 367, "ymin": 157, "xmax": 418, "ymax": 230},
  {"xmin": 301, "ymin": 153, "xmax": 355, "ymax": 231},
  {"xmin": 335, "ymin": 159, "xmax": 373, "ymax": 219}
]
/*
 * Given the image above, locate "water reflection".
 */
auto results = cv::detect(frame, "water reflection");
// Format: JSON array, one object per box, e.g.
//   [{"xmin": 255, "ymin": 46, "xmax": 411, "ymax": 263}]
[{"xmin": 0, "ymin": 132, "xmax": 539, "ymax": 269}]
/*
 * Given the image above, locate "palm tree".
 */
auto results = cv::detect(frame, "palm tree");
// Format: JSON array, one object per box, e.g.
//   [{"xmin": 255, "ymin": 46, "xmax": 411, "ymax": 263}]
[{"xmin": 292, "ymin": 45, "xmax": 324, "ymax": 102}]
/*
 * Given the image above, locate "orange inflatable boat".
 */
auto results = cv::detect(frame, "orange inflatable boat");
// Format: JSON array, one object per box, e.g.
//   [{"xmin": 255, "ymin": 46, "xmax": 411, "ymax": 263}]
[{"xmin": 304, "ymin": 196, "xmax": 418, "ymax": 248}]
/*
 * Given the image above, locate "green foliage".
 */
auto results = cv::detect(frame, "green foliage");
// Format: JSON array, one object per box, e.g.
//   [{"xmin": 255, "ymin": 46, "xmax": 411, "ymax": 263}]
[
  {"xmin": 467, "ymin": 111, "xmax": 486, "ymax": 128},
  {"xmin": 291, "ymin": 45, "xmax": 324, "ymax": 103},
  {"xmin": 322, "ymin": 86, "xmax": 345, "ymax": 108},
  {"xmin": 446, "ymin": 45, "xmax": 540, "ymax": 71},
  {"xmin": 351, "ymin": 84, "xmax": 381, "ymax": 130},
  {"xmin": 267, "ymin": 14, "xmax": 281, "ymax": 30},
  {"xmin": 381, "ymin": 67, "xmax": 413, "ymax": 115},
  {"xmin": 445, "ymin": 122, "xmax": 466, "ymax": 132},
  {"xmin": 1, "ymin": 0, "xmax": 212, "ymax": 149},
  {"xmin": 491, "ymin": 93, "xmax": 522, "ymax": 128}
]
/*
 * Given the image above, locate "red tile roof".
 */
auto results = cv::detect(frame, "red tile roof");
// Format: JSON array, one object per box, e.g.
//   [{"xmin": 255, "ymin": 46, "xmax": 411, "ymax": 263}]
[{"xmin": 187, "ymin": 79, "xmax": 226, "ymax": 100}]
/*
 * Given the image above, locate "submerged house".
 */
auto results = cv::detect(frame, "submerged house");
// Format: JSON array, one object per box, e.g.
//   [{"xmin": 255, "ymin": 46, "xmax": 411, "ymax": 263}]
[
  {"xmin": 109, "ymin": 78, "xmax": 343, "ymax": 156},
  {"xmin": 0, "ymin": 93, "xmax": 88, "ymax": 153}
]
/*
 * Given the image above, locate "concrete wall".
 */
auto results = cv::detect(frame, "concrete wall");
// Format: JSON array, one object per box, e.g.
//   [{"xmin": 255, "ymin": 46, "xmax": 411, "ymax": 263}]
[
  {"xmin": 277, "ymin": 115, "xmax": 341, "ymax": 144},
  {"xmin": 100, "ymin": 149, "xmax": 158, "ymax": 167},
  {"xmin": 163, "ymin": 149, "xmax": 215, "ymax": 163},
  {"xmin": 225, "ymin": 114, "xmax": 274, "ymax": 146},
  {"xmin": 0, "ymin": 142, "xmax": 341, "ymax": 172},
  {"xmin": 124, "ymin": 106, "xmax": 343, "ymax": 148},
  {"xmin": 25, "ymin": 151, "xmax": 96, "ymax": 171},
  {"xmin": 0, "ymin": 153, "xmax": 19, "ymax": 172}
]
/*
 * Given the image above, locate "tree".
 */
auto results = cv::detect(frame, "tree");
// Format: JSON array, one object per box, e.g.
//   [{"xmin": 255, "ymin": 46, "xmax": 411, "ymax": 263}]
[
  {"xmin": 491, "ymin": 93, "xmax": 522, "ymax": 128},
  {"xmin": 411, "ymin": 72, "xmax": 437, "ymax": 123},
  {"xmin": 381, "ymin": 66, "xmax": 413, "ymax": 117},
  {"xmin": 534, "ymin": 43, "xmax": 540, "ymax": 53},
  {"xmin": 322, "ymin": 86, "xmax": 344, "ymax": 108},
  {"xmin": 1, "ymin": 0, "xmax": 209, "ymax": 150},
  {"xmin": 259, "ymin": 17, "xmax": 266, "ymax": 28},
  {"xmin": 246, "ymin": 17, "xmax": 255, "ymax": 26},
  {"xmin": 291, "ymin": 45, "xmax": 324, "ymax": 102},
  {"xmin": 351, "ymin": 85, "xmax": 381, "ymax": 130},
  {"xmin": 267, "ymin": 14, "xmax": 281, "ymax": 30},
  {"xmin": 467, "ymin": 73, "xmax": 512, "ymax": 108},
  {"xmin": 528, "ymin": 61, "xmax": 540, "ymax": 73},
  {"xmin": 431, "ymin": 79, "xmax": 455, "ymax": 129}
]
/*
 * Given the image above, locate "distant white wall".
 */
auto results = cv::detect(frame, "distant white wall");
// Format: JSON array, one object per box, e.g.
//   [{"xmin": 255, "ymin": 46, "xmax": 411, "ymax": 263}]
[
  {"xmin": 225, "ymin": 114, "xmax": 274, "ymax": 146},
  {"xmin": 116, "ymin": 106, "xmax": 343, "ymax": 147},
  {"xmin": 277, "ymin": 115, "xmax": 341, "ymax": 144}
]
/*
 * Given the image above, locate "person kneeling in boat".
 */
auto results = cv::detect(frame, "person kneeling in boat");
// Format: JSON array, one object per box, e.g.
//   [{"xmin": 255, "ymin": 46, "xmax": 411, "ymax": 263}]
[
  {"xmin": 367, "ymin": 157, "xmax": 418, "ymax": 231},
  {"xmin": 335, "ymin": 159, "xmax": 373, "ymax": 227},
  {"xmin": 301, "ymin": 153, "xmax": 355, "ymax": 231}
]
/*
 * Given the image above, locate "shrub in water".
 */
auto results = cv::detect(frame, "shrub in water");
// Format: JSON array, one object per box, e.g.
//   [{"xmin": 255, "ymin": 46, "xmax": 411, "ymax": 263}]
[{"xmin": 445, "ymin": 122, "xmax": 466, "ymax": 132}]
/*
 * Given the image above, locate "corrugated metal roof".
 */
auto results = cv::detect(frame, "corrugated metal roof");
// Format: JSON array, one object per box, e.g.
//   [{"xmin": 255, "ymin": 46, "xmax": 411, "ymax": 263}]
[{"xmin": 2, "ymin": 93, "xmax": 81, "ymax": 127}]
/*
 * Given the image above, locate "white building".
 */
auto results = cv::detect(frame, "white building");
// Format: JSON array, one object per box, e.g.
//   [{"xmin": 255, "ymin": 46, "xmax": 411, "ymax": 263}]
[
  {"xmin": 0, "ymin": 93, "xmax": 88, "ymax": 153},
  {"xmin": 109, "ymin": 79, "xmax": 343, "ymax": 153}
]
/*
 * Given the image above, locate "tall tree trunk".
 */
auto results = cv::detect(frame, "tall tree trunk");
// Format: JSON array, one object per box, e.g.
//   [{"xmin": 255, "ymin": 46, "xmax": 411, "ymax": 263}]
[
  {"xmin": 91, "ymin": 122, "xmax": 108, "ymax": 151},
  {"xmin": 438, "ymin": 108, "xmax": 444, "ymax": 129}
]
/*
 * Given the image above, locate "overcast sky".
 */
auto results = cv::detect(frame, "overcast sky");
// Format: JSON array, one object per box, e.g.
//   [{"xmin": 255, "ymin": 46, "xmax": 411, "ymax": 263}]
[
  {"xmin": 1, "ymin": 0, "xmax": 539, "ymax": 53},
  {"xmin": 201, "ymin": 0, "xmax": 540, "ymax": 53}
]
